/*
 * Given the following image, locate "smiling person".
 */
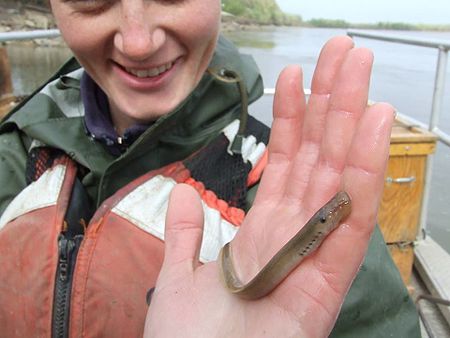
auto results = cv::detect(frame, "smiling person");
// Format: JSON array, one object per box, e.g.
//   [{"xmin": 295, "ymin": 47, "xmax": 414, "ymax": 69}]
[{"xmin": 0, "ymin": 1, "xmax": 419, "ymax": 337}]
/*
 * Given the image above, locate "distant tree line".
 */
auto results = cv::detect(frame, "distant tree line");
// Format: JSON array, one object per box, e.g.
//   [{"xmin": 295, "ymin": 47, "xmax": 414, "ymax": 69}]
[
  {"xmin": 306, "ymin": 18, "xmax": 450, "ymax": 31},
  {"xmin": 221, "ymin": 0, "xmax": 302, "ymax": 26},
  {"xmin": 306, "ymin": 18, "xmax": 417, "ymax": 30},
  {"xmin": 9, "ymin": 0, "xmax": 450, "ymax": 31}
]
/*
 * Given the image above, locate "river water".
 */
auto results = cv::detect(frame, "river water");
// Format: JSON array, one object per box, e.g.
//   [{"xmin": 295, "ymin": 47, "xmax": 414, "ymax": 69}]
[{"xmin": 5, "ymin": 27, "xmax": 450, "ymax": 252}]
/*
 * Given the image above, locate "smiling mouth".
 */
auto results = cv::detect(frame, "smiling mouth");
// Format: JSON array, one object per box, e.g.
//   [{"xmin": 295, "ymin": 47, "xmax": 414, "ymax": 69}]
[{"xmin": 124, "ymin": 61, "xmax": 175, "ymax": 78}]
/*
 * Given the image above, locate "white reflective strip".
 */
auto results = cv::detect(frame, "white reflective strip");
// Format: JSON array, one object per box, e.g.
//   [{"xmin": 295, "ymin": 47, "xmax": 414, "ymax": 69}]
[
  {"xmin": 200, "ymin": 203, "xmax": 238, "ymax": 262},
  {"xmin": 0, "ymin": 165, "xmax": 67, "ymax": 229},
  {"xmin": 112, "ymin": 175, "xmax": 239, "ymax": 263},
  {"xmin": 222, "ymin": 119, "xmax": 266, "ymax": 166},
  {"xmin": 223, "ymin": 119, "xmax": 240, "ymax": 142},
  {"xmin": 112, "ymin": 175, "xmax": 174, "ymax": 240},
  {"xmin": 40, "ymin": 68, "xmax": 85, "ymax": 118},
  {"xmin": 241, "ymin": 136, "xmax": 266, "ymax": 166}
]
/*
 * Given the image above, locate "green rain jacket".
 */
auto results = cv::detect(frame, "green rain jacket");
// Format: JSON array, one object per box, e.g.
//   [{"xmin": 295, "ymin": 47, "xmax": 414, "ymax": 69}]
[{"xmin": 0, "ymin": 36, "xmax": 420, "ymax": 337}]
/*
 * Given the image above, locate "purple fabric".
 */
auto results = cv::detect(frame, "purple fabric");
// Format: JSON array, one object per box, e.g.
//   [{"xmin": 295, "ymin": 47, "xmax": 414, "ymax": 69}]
[{"xmin": 80, "ymin": 72, "xmax": 150, "ymax": 156}]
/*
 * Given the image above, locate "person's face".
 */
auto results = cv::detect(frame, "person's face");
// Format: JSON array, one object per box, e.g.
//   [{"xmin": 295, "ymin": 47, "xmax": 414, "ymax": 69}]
[{"xmin": 50, "ymin": 0, "xmax": 221, "ymax": 132}]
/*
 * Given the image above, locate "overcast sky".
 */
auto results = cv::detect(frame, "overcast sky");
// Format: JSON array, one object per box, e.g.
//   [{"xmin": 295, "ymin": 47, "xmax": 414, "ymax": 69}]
[{"xmin": 276, "ymin": 0, "xmax": 450, "ymax": 25}]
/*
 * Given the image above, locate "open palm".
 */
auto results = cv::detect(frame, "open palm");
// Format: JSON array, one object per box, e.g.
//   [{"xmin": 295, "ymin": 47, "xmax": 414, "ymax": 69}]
[{"xmin": 144, "ymin": 36, "xmax": 394, "ymax": 338}]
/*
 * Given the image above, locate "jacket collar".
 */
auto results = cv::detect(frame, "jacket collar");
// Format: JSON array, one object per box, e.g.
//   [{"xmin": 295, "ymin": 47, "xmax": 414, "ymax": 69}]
[
  {"xmin": 81, "ymin": 72, "xmax": 152, "ymax": 156},
  {"xmin": 0, "ymin": 36, "xmax": 264, "ymax": 171}
]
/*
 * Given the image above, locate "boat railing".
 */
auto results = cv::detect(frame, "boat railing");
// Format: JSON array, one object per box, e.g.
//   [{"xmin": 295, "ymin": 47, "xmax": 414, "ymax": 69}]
[
  {"xmin": 346, "ymin": 29, "xmax": 450, "ymax": 241},
  {"xmin": 347, "ymin": 29, "xmax": 450, "ymax": 147},
  {"xmin": 265, "ymin": 30, "xmax": 449, "ymax": 243},
  {"xmin": 0, "ymin": 29, "xmax": 61, "ymax": 42}
]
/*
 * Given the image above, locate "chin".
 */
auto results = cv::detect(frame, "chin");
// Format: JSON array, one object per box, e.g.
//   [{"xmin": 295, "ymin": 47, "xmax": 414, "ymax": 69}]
[
  {"xmin": 113, "ymin": 89, "xmax": 189, "ymax": 124},
  {"xmin": 115, "ymin": 97, "xmax": 173, "ymax": 120},
  {"xmin": 127, "ymin": 107, "xmax": 172, "ymax": 122}
]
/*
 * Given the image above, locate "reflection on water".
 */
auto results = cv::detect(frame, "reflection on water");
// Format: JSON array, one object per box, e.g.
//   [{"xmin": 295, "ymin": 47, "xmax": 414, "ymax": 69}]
[
  {"xmin": 6, "ymin": 44, "xmax": 72, "ymax": 96},
  {"xmin": 6, "ymin": 29, "xmax": 450, "ymax": 252}
]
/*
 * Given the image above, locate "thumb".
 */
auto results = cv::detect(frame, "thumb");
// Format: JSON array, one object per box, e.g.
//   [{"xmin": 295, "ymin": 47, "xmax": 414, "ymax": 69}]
[
  {"xmin": 144, "ymin": 184, "xmax": 204, "ymax": 336},
  {"xmin": 163, "ymin": 183, "xmax": 204, "ymax": 273}
]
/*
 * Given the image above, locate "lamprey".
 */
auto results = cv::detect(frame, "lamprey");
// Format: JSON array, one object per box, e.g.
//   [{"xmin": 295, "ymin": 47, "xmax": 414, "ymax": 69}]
[{"xmin": 219, "ymin": 191, "xmax": 352, "ymax": 300}]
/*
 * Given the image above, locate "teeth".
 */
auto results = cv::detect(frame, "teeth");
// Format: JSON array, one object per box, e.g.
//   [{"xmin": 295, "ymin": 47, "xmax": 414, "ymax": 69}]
[
  {"xmin": 157, "ymin": 65, "xmax": 166, "ymax": 73},
  {"xmin": 126, "ymin": 62, "xmax": 173, "ymax": 78},
  {"xmin": 148, "ymin": 68, "xmax": 159, "ymax": 77},
  {"xmin": 136, "ymin": 70, "xmax": 149, "ymax": 78}
]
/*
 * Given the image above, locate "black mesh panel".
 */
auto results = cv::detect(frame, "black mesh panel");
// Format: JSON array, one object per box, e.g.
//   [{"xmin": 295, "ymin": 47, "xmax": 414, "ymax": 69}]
[
  {"xmin": 184, "ymin": 135, "xmax": 252, "ymax": 209},
  {"xmin": 25, "ymin": 147, "xmax": 65, "ymax": 184}
]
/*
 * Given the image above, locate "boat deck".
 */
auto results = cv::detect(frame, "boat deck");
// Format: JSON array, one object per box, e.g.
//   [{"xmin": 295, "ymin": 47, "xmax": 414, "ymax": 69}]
[
  {"xmin": 412, "ymin": 236, "xmax": 450, "ymax": 337},
  {"xmin": 412, "ymin": 272, "xmax": 450, "ymax": 337}
]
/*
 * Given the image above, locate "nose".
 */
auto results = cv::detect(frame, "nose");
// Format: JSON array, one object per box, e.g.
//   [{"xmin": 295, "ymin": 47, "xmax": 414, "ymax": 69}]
[{"xmin": 114, "ymin": 3, "xmax": 165, "ymax": 60}]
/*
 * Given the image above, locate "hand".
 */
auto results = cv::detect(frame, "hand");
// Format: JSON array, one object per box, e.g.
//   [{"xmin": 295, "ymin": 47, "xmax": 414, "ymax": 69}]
[{"xmin": 144, "ymin": 36, "xmax": 394, "ymax": 338}]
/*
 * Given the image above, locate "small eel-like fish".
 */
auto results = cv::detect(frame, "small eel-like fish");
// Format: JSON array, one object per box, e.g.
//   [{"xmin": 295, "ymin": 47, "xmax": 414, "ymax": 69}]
[{"xmin": 219, "ymin": 191, "xmax": 352, "ymax": 300}]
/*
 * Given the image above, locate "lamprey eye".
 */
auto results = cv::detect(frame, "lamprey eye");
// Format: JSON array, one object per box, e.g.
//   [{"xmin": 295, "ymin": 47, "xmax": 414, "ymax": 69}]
[{"xmin": 320, "ymin": 216, "xmax": 327, "ymax": 223}]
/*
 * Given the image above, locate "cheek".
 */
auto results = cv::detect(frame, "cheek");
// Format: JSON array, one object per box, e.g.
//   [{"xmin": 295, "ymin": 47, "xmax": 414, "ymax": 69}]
[
  {"xmin": 53, "ymin": 10, "xmax": 110, "ymax": 59},
  {"xmin": 59, "ymin": 23, "xmax": 105, "ymax": 58},
  {"xmin": 196, "ymin": 9, "xmax": 220, "ymax": 36},
  {"xmin": 176, "ymin": 4, "xmax": 221, "ymax": 47}
]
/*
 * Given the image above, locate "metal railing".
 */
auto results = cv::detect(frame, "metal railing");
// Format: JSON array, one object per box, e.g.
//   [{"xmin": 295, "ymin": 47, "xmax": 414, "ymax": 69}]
[
  {"xmin": 0, "ymin": 29, "xmax": 61, "ymax": 43},
  {"xmin": 346, "ymin": 29, "xmax": 450, "ymax": 238},
  {"xmin": 347, "ymin": 29, "xmax": 450, "ymax": 147}
]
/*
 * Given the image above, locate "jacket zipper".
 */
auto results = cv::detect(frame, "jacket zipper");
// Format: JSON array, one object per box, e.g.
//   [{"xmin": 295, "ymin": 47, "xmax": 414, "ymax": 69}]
[{"xmin": 52, "ymin": 233, "xmax": 83, "ymax": 338}]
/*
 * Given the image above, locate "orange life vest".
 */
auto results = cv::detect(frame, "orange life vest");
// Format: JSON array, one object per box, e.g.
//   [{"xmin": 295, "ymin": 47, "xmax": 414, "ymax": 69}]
[{"xmin": 0, "ymin": 118, "xmax": 268, "ymax": 337}]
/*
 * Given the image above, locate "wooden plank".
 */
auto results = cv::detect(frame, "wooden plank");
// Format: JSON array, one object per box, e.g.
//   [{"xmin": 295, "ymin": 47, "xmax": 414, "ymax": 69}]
[
  {"xmin": 378, "ymin": 155, "xmax": 426, "ymax": 242},
  {"xmin": 391, "ymin": 118, "xmax": 437, "ymax": 144},
  {"xmin": 390, "ymin": 143, "xmax": 436, "ymax": 156},
  {"xmin": 391, "ymin": 129, "xmax": 437, "ymax": 144},
  {"xmin": 388, "ymin": 244, "xmax": 414, "ymax": 285}
]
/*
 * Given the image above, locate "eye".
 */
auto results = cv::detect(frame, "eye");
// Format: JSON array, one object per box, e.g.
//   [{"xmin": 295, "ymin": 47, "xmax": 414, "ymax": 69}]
[
  {"xmin": 62, "ymin": 0, "xmax": 115, "ymax": 15},
  {"xmin": 155, "ymin": 0, "xmax": 188, "ymax": 4},
  {"xmin": 320, "ymin": 216, "xmax": 327, "ymax": 223}
]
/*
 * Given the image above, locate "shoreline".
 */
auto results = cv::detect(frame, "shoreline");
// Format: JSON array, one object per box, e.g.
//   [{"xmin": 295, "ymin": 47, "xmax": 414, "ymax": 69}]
[
  {"xmin": 0, "ymin": 5, "xmax": 262, "ymax": 47},
  {"xmin": 1, "ymin": 4, "xmax": 449, "ymax": 47},
  {"xmin": 0, "ymin": 8, "xmax": 325, "ymax": 48}
]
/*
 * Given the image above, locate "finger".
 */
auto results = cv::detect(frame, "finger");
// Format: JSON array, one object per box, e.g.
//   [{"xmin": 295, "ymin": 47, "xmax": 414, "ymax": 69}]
[
  {"xmin": 276, "ymin": 103, "xmax": 394, "ymax": 331},
  {"xmin": 254, "ymin": 65, "xmax": 306, "ymax": 203},
  {"xmin": 304, "ymin": 47, "xmax": 374, "ymax": 211},
  {"xmin": 162, "ymin": 183, "xmax": 204, "ymax": 273},
  {"xmin": 313, "ymin": 102, "xmax": 395, "ymax": 294},
  {"xmin": 343, "ymin": 102, "xmax": 395, "ymax": 234},
  {"xmin": 323, "ymin": 47, "xmax": 374, "ymax": 170},
  {"xmin": 311, "ymin": 36, "xmax": 355, "ymax": 95},
  {"xmin": 145, "ymin": 185, "xmax": 204, "ymax": 336},
  {"xmin": 305, "ymin": 35, "xmax": 355, "ymax": 143},
  {"xmin": 284, "ymin": 36, "xmax": 355, "ymax": 201}
]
